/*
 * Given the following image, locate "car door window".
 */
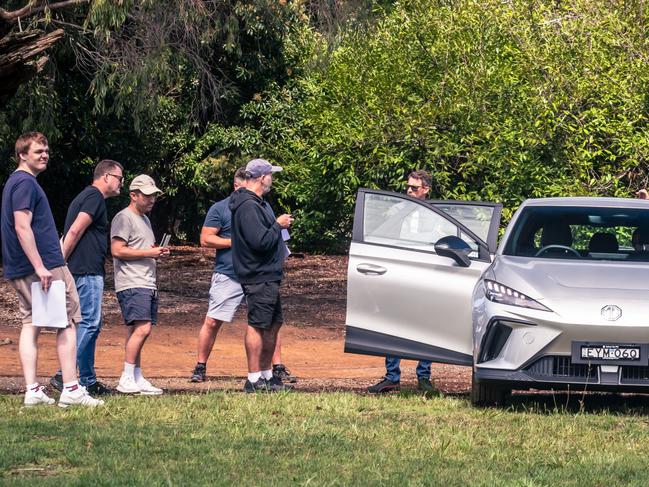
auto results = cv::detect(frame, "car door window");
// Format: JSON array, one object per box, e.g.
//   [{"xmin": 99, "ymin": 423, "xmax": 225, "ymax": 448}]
[
  {"xmin": 363, "ymin": 193, "xmax": 479, "ymax": 255},
  {"xmin": 430, "ymin": 204, "xmax": 495, "ymax": 246}
]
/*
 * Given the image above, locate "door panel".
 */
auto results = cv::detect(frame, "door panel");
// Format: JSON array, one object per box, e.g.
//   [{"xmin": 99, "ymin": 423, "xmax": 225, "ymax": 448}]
[
  {"xmin": 344, "ymin": 189, "xmax": 501, "ymax": 365},
  {"xmin": 345, "ymin": 242, "xmax": 489, "ymax": 364}
]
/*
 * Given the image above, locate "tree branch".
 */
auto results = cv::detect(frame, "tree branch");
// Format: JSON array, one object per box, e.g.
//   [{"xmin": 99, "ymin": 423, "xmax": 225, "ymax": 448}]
[{"xmin": 0, "ymin": 0, "xmax": 90, "ymax": 22}]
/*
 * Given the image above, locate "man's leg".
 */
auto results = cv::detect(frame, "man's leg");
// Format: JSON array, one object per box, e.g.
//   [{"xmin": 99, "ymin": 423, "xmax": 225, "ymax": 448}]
[
  {"xmin": 56, "ymin": 325, "xmax": 78, "ymax": 384},
  {"xmin": 271, "ymin": 333, "xmax": 297, "ymax": 383},
  {"xmin": 118, "ymin": 320, "xmax": 152, "ymax": 394},
  {"xmin": 19, "ymin": 324, "xmax": 40, "ymax": 385},
  {"xmin": 368, "ymin": 355, "xmax": 401, "ymax": 393},
  {"xmin": 190, "ymin": 316, "xmax": 223, "ymax": 382},
  {"xmin": 271, "ymin": 332, "xmax": 282, "ymax": 366},
  {"xmin": 416, "ymin": 360, "xmax": 436, "ymax": 393},
  {"xmin": 125, "ymin": 321, "xmax": 152, "ymax": 365},
  {"xmin": 385, "ymin": 356, "xmax": 401, "ymax": 383},
  {"xmin": 197, "ymin": 317, "xmax": 223, "ymax": 363},
  {"xmin": 261, "ymin": 323, "xmax": 282, "ymax": 372},
  {"xmin": 192, "ymin": 273, "xmax": 243, "ymax": 382},
  {"xmin": 75, "ymin": 275, "xmax": 104, "ymax": 387},
  {"xmin": 244, "ymin": 324, "xmax": 264, "ymax": 373}
]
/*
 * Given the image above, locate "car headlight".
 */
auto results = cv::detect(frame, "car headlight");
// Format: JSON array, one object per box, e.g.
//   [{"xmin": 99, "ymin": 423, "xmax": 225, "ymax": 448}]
[{"xmin": 484, "ymin": 280, "xmax": 551, "ymax": 312}]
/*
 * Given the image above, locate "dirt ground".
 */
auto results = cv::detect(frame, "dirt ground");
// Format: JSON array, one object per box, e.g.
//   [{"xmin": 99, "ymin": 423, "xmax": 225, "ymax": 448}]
[{"xmin": 0, "ymin": 247, "xmax": 470, "ymax": 394}]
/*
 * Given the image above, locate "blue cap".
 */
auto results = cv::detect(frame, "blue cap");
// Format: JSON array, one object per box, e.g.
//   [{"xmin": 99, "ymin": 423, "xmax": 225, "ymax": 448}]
[{"xmin": 245, "ymin": 158, "xmax": 283, "ymax": 178}]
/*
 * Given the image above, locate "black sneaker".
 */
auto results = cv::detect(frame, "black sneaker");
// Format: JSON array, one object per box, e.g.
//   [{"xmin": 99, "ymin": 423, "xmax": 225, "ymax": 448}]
[
  {"xmin": 267, "ymin": 375, "xmax": 292, "ymax": 393},
  {"xmin": 243, "ymin": 378, "xmax": 269, "ymax": 393},
  {"xmin": 273, "ymin": 364, "xmax": 297, "ymax": 384},
  {"xmin": 190, "ymin": 364, "xmax": 206, "ymax": 383},
  {"xmin": 86, "ymin": 381, "xmax": 113, "ymax": 396},
  {"xmin": 417, "ymin": 377, "xmax": 440, "ymax": 396},
  {"xmin": 49, "ymin": 372, "xmax": 63, "ymax": 392},
  {"xmin": 367, "ymin": 377, "xmax": 400, "ymax": 394}
]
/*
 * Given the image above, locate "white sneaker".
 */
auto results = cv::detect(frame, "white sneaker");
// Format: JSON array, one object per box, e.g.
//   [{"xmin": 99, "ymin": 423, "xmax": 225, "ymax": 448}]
[
  {"xmin": 24, "ymin": 385, "xmax": 55, "ymax": 406},
  {"xmin": 58, "ymin": 386, "xmax": 105, "ymax": 408},
  {"xmin": 136, "ymin": 377, "xmax": 163, "ymax": 395},
  {"xmin": 117, "ymin": 374, "xmax": 141, "ymax": 394}
]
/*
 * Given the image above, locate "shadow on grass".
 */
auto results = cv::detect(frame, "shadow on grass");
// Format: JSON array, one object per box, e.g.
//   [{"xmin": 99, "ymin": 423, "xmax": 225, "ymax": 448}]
[{"xmin": 506, "ymin": 390, "xmax": 649, "ymax": 415}]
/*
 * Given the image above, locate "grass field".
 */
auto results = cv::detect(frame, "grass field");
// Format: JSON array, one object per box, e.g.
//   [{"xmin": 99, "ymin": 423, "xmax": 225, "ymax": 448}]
[{"xmin": 2, "ymin": 391, "xmax": 649, "ymax": 486}]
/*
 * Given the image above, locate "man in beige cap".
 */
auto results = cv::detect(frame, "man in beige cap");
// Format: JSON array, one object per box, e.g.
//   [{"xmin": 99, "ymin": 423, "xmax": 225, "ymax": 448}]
[{"xmin": 110, "ymin": 174, "xmax": 169, "ymax": 395}]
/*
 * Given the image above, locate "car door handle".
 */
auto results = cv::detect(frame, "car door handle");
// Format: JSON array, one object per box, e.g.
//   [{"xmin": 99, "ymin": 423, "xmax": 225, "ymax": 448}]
[{"xmin": 356, "ymin": 264, "xmax": 387, "ymax": 275}]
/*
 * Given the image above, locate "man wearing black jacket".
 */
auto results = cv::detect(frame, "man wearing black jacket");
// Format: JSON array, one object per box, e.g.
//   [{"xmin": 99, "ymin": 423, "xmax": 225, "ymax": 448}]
[{"xmin": 229, "ymin": 159, "xmax": 293, "ymax": 392}]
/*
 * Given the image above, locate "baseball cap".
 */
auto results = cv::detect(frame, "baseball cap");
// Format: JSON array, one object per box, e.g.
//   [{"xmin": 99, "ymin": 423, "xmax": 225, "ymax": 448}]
[
  {"xmin": 245, "ymin": 158, "xmax": 283, "ymax": 178},
  {"xmin": 129, "ymin": 174, "xmax": 162, "ymax": 195}
]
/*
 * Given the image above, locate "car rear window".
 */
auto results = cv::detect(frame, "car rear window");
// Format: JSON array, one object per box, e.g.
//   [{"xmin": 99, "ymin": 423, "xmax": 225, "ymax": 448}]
[{"xmin": 503, "ymin": 206, "xmax": 649, "ymax": 261}]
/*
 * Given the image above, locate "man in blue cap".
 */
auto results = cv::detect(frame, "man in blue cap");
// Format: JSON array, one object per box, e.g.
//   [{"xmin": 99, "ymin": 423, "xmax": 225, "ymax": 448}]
[{"xmin": 229, "ymin": 158, "xmax": 293, "ymax": 392}]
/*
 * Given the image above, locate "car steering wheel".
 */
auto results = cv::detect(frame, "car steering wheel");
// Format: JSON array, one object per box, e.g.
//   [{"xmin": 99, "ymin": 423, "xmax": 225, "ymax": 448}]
[{"xmin": 534, "ymin": 245, "xmax": 581, "ymax": 258}]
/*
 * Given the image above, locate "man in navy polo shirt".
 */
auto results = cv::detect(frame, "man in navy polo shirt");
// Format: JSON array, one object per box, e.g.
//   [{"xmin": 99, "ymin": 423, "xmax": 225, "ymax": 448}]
[
  {"xmin": 1, "ymin": 132, "xmax": 103, "ymax": 408},
  {"xmin": 50, "ymin": 159, "xmax": 124, "ymax": 396},
  {"xmin": 189, "ymin": 167, "xmax": 296, "ymax": 384}
]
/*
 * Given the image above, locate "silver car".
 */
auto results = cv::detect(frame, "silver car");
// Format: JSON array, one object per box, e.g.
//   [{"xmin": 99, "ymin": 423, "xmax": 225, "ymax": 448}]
[{"xmin": 344, "ymin": 190, "xmax": 649, "ymax": 405}]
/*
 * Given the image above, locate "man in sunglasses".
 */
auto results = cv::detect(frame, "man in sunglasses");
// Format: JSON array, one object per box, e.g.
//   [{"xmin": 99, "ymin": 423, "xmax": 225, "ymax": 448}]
[
  {"xmin": 50, "ymin": 160, "xmax": 124, "ymax": 396},
  {"xmin": 368, "ymin": 169, "xmax": 437, "ymax": 395}
]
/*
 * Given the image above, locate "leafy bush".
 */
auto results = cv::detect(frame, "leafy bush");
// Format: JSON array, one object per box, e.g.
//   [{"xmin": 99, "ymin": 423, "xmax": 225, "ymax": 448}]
[{"xmin": 230, "ymin": 0, "xmax": 649, "ymax": 250}]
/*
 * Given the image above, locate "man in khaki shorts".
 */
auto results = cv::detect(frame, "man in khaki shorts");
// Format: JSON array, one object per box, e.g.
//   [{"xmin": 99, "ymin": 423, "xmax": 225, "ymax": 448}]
[{"xmin": 1, "ymin": 132, "xmax": 103, "ymax": 407}]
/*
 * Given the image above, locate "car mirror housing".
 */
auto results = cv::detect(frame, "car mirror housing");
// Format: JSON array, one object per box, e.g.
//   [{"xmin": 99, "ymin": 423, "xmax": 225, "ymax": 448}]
[{"xmin": 434, "ymin": 235, "xmax": 472, "ymax": 267}]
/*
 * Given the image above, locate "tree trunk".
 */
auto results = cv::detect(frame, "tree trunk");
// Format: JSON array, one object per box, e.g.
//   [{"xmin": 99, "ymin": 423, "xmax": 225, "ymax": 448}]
[{"xmin": 0, "ymin": 28, "xmax": 64, "ymax": 104}]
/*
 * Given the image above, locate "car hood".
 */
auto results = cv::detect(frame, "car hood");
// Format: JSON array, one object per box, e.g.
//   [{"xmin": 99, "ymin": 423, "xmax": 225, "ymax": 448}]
[{"xmin": 490, "ymin": 256, "xmax": 649, "ymax": 323}]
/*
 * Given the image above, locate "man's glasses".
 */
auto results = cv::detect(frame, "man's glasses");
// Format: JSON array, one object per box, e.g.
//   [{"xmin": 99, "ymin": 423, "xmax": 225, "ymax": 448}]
[
  {"xmin": 406, "ymin": 184, "xmax": 424, "ymax": 191},
  {"xmin": 107, "ymin": 173, "xmax": 124, "ymax": 184}
]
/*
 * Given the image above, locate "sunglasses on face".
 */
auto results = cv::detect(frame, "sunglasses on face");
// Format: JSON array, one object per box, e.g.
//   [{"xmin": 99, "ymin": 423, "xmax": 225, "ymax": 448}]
[
  {"xmin": 406, "ymin": 184, "xmax": 425, "ymax": 191},
  {"xmin": 107, "ymin": 173, "xmax": 124, "ymax": 184}
]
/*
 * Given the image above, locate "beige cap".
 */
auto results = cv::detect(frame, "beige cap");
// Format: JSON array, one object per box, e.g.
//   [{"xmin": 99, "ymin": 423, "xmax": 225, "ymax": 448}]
[{"xmin": 129, "ymin": 174, "xmax": 162, "ymax": 195}]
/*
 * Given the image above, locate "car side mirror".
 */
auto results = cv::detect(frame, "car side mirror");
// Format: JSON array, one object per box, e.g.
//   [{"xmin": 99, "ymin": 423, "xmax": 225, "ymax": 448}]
[{"xmin": 434, "ymin": 235, "xmax": 472, "ymax": 267}]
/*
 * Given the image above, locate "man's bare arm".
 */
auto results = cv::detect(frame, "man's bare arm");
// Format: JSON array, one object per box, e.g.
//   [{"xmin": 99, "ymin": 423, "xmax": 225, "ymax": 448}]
[
  {"xmin": 200, "ymin": 226, "xmax": 231, "ymax": 249},
  {"xmin": 111, "ymin": 237, "xmax": 167, "ymax": 260},
  {"xmin": 61, "ymin": 212, "xmax": 93, "ymax": 260},
  {"xmin": 14, "ymin": 210, "xmax": 52, "ymax": 291}
]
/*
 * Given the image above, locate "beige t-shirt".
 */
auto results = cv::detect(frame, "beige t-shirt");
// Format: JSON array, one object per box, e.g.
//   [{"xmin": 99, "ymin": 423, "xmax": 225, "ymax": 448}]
[{"xmin": 110, "ymin": 207, "xmax": 156, "ymax": 292}]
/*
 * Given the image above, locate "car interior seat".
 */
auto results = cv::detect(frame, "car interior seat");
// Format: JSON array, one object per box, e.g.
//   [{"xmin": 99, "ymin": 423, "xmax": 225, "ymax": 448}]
[
  {"xmin": 588, "ymin": 232, "xmax": 619, "ymax": 253},
  {"xmin": 541, "ymin": 223, "xmax": 573, "ymax": 247},
  {"xmin": 537, "ymin": 222, "xmax": 575, "ymax": 257}
]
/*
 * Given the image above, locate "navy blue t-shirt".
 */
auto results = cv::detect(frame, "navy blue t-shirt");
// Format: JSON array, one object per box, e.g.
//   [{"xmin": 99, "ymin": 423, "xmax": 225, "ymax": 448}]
[
  {"xmin": 64, "ymin": 186, "xmax": 107, "ymax": 276},
  {"xmin": 203, "ymin": 196, "xmax": 236, "ymax": 280},
  {"xmin": 1, "ymin": 170, "xmax": 65, "ymax": 279}
]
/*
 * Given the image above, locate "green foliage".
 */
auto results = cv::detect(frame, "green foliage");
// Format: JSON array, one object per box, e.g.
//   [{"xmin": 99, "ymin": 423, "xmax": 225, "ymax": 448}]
[
  {"xmin": 4, "ymin": 0, "xmax": 649, "ymax": 252},
  {"xmin": 225, "ymin": 0, "xmax": 649, "ymax": 250}
]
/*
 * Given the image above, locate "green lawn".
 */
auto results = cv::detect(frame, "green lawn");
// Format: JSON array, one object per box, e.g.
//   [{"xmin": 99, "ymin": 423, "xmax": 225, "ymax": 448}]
[{"xmin": 2, "ymin": 391, "xmax": 649, "ymax": 486}]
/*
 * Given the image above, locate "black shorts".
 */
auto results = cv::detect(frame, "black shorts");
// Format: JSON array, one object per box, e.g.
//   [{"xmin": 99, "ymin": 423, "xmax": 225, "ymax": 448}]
[
  {"xmin": 116, "ymin": 288, "xmax": 158, "ymax": 326},
  {"xmin": 241, "ymin": 281, "xmax": 283, "ymax": 330}
]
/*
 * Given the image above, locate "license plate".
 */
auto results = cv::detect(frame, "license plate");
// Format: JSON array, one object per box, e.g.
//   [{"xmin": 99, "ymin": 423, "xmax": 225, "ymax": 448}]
[
  {"xmin": 571, "ymin": 341, "xmax": 647, "ymax": 365},
  {"xmin": 580, "ymin": 345, "xmax": 640, "ymax": 361}
]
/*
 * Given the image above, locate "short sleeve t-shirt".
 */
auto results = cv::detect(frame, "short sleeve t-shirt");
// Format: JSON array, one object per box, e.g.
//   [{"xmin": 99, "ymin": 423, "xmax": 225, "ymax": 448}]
[
  {"xmin": 65, "ymin": 186, "xmax": 107, "ymax": 276},
  {"xmin": 203, "ymin": 196, "xmax": 237, "ymax": 280},
  {"xmin": 1, "ymin": 170, "xmax": 65, "ymax": 279},
  {"xmin": 110, "ymin": 207, "xmax": 156, "ymax": 292}
]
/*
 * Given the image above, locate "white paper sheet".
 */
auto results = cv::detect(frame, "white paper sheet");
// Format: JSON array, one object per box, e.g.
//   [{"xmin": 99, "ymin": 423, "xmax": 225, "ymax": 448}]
[
  {"xmin": 31, "ymin": 280, "xmax": 68, "ymax": 328},
  {"xmin": 281, "ymin": 229, "xmax": 290, "ymax": 241}
]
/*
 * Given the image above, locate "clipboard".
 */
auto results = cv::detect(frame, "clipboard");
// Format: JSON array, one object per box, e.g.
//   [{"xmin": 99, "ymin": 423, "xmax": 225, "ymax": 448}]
[{"xmin": 31, "ymin": 280, "xmax": 68, "ymax": 328}]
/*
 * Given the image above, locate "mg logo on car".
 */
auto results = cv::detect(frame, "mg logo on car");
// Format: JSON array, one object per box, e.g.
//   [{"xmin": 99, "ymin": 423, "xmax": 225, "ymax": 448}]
[{"xmin": 601, "ymin": 305, "xmax": 622, "ymax": 321}]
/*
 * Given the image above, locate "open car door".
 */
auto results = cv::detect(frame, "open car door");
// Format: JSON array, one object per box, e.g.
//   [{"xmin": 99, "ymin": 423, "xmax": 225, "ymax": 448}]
[{"xmin": 344, "ymin": 189, "xmax": 502, "ymax": 366}]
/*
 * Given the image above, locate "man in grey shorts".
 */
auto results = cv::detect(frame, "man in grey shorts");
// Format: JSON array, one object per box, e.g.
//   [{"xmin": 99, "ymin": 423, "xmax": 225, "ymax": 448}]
[
  {"xmin": 190, "ymin": 168, "xmax": 296, "ymax": 383},
  {"xmin": 111, "ymin": 175, "xmax": 169, "ymax": 395}
]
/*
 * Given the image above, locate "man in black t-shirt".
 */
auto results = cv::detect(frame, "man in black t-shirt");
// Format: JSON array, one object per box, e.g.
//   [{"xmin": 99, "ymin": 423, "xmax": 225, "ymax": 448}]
[{"xmin": 50, "ymin": 159, "xmax": 124, "ymax": 396}]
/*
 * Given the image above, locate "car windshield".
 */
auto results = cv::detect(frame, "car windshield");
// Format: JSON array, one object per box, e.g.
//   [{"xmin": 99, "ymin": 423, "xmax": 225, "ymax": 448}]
[{"xmin": 503, "ymin": 206, "xmax": 649, "ymax": 262}]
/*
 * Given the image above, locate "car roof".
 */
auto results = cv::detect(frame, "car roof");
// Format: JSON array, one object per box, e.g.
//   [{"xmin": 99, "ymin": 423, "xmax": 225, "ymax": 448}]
[{"xmin": 520, "ymin": 197, "xmax": 649, "ymax": 209}]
